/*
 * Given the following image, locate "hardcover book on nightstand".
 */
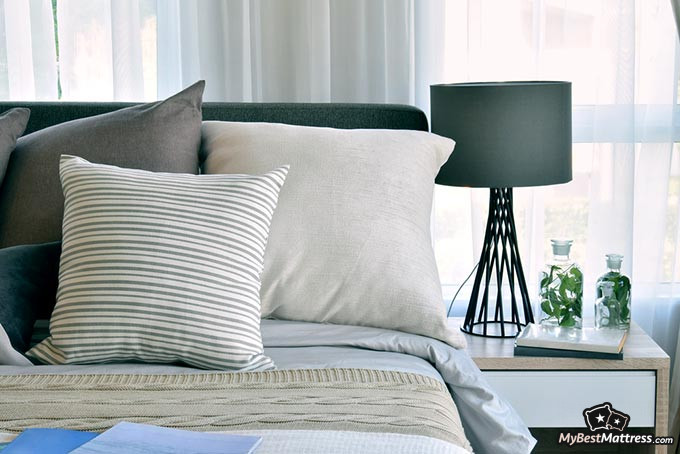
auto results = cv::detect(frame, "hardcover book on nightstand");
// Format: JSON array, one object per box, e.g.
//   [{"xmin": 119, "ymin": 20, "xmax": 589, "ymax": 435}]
[{"xmin": 514, "ymin": 323, "xmax": 627, "ymax": 360}]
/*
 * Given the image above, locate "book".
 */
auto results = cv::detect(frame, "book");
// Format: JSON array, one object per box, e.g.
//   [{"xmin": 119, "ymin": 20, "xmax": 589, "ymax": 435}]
[
  {"xmin": 70, "ymin": 422, "xmax": 262, "ymax": 454},
  {"xmin": 1, "ymin": 428, "xmax": 97, "ymax": 453},
  {"xmin": 514, "ymin": 345, "xmax": 623, "ymax": 360},
  {"xmin": 515, "ymin": 323, "xmax": 628, "ymax": 355}
]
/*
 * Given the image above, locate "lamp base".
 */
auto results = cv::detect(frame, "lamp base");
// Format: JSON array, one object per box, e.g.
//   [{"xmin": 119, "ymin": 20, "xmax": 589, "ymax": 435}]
[
  {"xmin": 460, "ymin": 187, "xmax": 533, "ymax": 338},
  {"xmin": 461, "ymin": 321, "xmax": 525, "ymax": 338}
]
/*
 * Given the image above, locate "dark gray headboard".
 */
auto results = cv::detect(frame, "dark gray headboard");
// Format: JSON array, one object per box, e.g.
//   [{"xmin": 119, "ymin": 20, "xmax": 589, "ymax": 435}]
[{"xmin": 0, "ymin": 102, "xmax": 429, "ymax": 135}]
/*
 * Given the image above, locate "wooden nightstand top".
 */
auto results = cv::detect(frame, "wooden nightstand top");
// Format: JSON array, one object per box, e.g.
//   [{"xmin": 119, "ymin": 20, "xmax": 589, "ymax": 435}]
[{"xmin": 450, "ymin": 318, "xmax": 670, "ymax": 371}]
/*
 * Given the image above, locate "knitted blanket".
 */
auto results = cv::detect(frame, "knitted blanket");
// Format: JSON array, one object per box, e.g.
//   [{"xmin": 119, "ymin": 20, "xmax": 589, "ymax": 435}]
[{"xmin": 0, "ymin": 368, "xmax": 471, "ymax": 451}]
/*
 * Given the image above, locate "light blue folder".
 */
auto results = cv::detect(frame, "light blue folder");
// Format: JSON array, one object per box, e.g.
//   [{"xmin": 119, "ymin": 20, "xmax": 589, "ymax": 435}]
[{"xmin": 70, "ymin": 422, "xmax": 262, "ymax": 454}]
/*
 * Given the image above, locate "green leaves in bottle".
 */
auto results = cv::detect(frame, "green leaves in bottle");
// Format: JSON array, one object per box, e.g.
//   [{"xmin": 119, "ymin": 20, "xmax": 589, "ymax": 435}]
[{"xmin": 539, "ymin": 264, "xmax": 583, "ymax": 327}]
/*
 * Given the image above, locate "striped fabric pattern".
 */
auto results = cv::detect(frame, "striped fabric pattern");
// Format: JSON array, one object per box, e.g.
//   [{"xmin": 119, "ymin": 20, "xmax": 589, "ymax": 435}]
[{"xmin": 27, "ymin": 155, "xmax": 288, "ymax": 371}]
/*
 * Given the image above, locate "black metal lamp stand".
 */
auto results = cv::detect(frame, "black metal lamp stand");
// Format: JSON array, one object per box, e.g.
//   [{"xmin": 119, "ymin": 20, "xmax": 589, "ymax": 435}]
[{"xmin": 461, "ymin": 188, "xmax": 534, "ymax": 338}]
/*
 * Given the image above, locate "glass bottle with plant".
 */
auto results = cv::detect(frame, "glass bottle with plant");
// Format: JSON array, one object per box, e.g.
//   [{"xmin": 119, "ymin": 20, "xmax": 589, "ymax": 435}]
[
  {"xmin": 595, "ymin": 254, "xmax": 631, "ymax": 330},
  {"xmin": 539, "ymin": 239, "xmax": 583, "ymax": 328}
]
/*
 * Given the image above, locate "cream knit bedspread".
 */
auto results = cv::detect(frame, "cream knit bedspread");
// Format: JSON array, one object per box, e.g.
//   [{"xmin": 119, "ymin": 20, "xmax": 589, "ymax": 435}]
[{"xmin": 0, "ymin": 368, "xmax": 471, "ymax": 451}]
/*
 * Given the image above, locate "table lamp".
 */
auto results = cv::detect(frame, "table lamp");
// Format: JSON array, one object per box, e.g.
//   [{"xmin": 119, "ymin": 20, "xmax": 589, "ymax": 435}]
[{"xmin": 431, "ymin": 81, "xmax": 572, "ymax": 338}]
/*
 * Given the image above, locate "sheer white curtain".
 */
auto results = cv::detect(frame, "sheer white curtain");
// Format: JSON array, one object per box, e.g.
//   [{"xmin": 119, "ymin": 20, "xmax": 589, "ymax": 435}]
[
  {"xmin": 4, "ymin": 0, "xmax": 680, "ymax": 433},
  {"xmin": 0, "ymin": 0, "xmax": 57, "ymax": 99},
  {"xmin": 47, "ymin": 0, "xmax": 418, "ymax": 103},
  {"xmin": 52, "ymin": 0, "xmax": 156, "ymax": 100},
  {"xmin": 155, "ymin": 0, "xmax": 416, "ymax": 103}
]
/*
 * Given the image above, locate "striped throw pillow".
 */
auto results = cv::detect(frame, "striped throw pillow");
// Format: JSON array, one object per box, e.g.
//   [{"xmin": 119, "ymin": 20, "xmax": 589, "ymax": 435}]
[{"xmin": 27, "ymin": 155, "xmax": 288, "ymax": 371}]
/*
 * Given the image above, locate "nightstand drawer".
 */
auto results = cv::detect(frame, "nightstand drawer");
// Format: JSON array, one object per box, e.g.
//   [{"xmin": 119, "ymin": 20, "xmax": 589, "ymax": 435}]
[{"xmin": 484, "ymin": 370, "xmax": 656, "ymax": 428}]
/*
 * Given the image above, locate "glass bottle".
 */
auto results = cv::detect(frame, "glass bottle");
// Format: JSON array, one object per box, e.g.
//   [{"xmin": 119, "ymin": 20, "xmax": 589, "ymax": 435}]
[
  {"xmin": 595, "ymin": 254, "xmax": 631, "ymax": 330},
  {"xmin": 539, "ymin": 239, "xmax": 583, "ymax": 328},
  {"xmin": 595, "ymin": 282, "xmax": 615, "ymax": 329}
]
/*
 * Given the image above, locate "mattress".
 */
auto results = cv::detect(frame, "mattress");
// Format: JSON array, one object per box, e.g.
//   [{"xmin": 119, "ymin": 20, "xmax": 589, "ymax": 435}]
[{"xmin": 0, "ymin": 320, "xmax": 536, "ymax": 453}]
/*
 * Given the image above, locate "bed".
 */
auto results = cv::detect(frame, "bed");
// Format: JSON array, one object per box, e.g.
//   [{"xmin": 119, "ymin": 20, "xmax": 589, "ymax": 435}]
[{"xmin": 0, "ymin": 98, "xmax": 536, "ymax": 453}]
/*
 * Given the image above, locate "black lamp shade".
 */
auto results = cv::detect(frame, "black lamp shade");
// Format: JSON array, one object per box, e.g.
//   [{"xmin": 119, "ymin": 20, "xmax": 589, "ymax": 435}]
[{"xmin": 431, "ymin": 81, "xmax": 572, "ymax": 188}]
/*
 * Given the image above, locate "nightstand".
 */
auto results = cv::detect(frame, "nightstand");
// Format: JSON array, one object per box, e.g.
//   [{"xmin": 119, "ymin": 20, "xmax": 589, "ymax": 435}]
[{"xmin": 451, "ymin": 318, "xmax": 670, "ymax": 454}]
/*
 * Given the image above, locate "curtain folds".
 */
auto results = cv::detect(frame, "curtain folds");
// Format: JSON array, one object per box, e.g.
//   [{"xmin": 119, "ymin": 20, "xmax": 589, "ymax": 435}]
[
  {"xmin": 3, "ymin": 0, "xmax": 680, "ymax": 441},
  {"xmin": 666, "ymin": 1, "xmax": 680, "ymax": 449},
  {"xmin": 0, "ymin": 0, "xmax": 57, "ymax": 100},
  {"xmin": 54, "ymin": 0, "xmax": 151, "ymax": 100},
  {"xmin": 156, "ymin": 0, "xmax": 416, "ymax": 103}
]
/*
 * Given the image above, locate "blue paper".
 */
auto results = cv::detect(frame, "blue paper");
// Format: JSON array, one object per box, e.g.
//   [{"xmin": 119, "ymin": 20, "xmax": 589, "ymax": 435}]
[
  {"xmin": 71, "ymin": 422, "xmax": 262, "ymax": 454},
  {"xmin": 2, "ymin": 428, "xmax": 96, "ymax": 454}
]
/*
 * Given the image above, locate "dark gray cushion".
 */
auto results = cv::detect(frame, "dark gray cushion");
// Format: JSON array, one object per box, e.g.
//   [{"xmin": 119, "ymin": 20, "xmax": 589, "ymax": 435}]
[
  {"xmin": 0, "ymin": 81, "xmax": 205, "ymax": 248},
  {"xmin": 0, "ymin": 241, "xmax": 61, "ymax": 353},
  {"xmin": 0, "ymin": 108, "xmax": 30, "ymax": 185}
]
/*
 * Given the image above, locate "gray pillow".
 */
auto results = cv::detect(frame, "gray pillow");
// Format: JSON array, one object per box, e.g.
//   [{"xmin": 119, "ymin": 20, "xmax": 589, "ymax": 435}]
[
  {"xmin": 0, "ymin": 82, "xmax": 205, "ymax": 248},
  {"xmin": 0, "ymin": 108, "xmax": 30, "ymax": 186}
]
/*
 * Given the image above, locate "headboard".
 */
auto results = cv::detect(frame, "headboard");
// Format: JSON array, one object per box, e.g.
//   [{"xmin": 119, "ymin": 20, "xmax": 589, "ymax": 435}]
[{"xmin": 0, "ymin": 102, "xmax": 429, "ymax": 135}]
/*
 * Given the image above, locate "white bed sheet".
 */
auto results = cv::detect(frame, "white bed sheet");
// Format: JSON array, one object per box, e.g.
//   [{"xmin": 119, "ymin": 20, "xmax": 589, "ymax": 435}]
[{"xmin": 0, "ymin": 346, "xmax": 443, "ymax": 381}]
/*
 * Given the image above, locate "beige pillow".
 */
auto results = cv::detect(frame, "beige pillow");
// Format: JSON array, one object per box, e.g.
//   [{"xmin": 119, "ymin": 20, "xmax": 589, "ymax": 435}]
[{"xmin": 201, "ymin": 122, "xmax": 464, "ymax": 348}]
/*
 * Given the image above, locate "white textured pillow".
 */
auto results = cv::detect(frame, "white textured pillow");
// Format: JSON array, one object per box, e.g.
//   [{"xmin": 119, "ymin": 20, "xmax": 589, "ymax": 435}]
[
  {"xmin": 201, "ymin": 122, "xmax": 464, "ymax": 348},
  {"xmin": 27, "ymin": 155, "xmax": 288, "ymax": 370}
]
